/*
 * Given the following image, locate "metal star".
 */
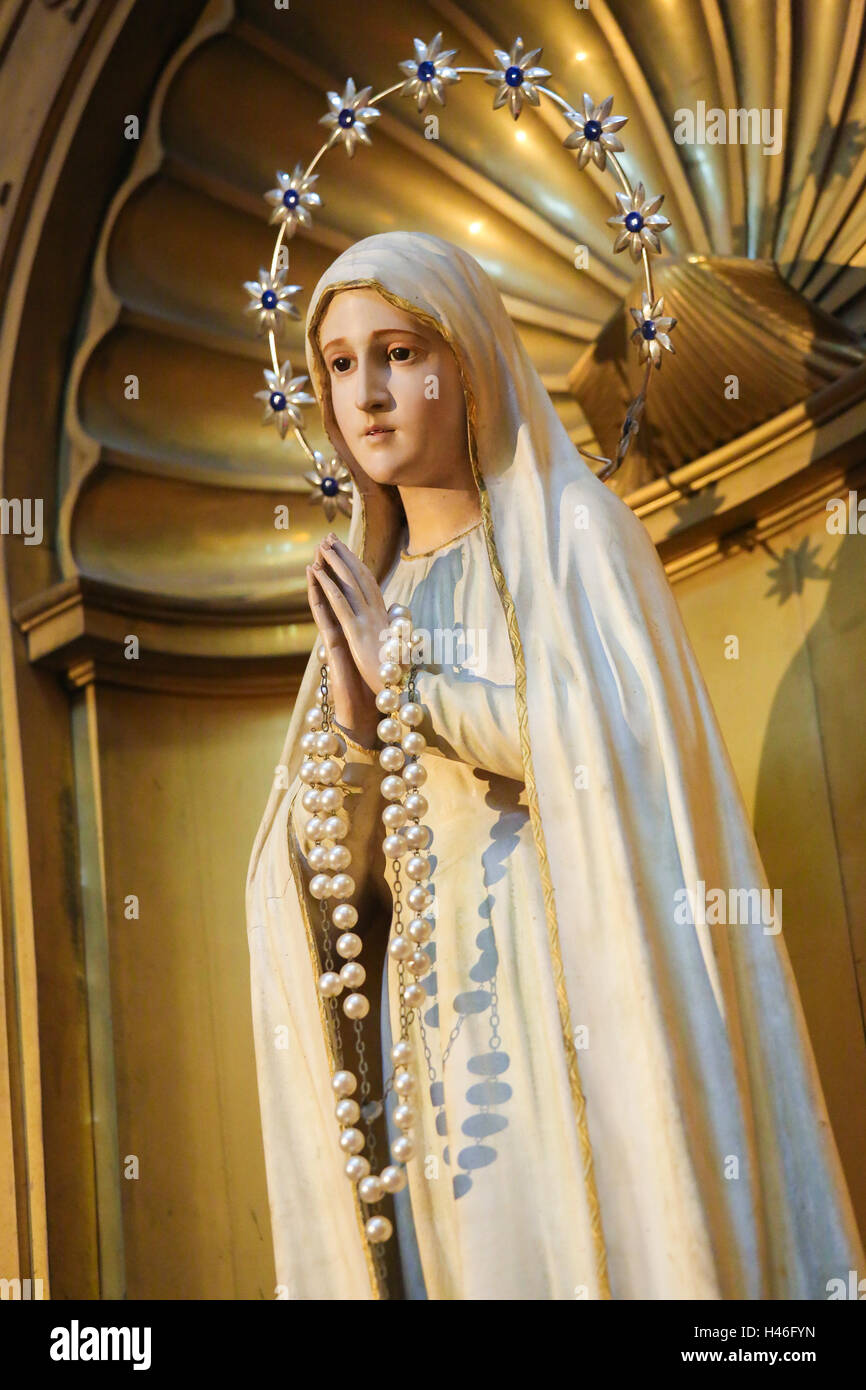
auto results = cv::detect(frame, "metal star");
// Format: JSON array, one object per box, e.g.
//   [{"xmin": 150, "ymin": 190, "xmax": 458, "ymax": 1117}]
[
  {"xmin": 608, "ymin": 181, "xmax": 671, "ymax": 262},
  {"xmin": 629, "ymin": 293, "xmax": 677, "ymax": 369},
  {"xmin": 562, "ymin": 93, "xmax": 628, "ymax": 170},
  {"xmin": 242, "ymin": 267, "xmax": 303, "ymax": 336},
  {"xmin": 397, "ymin": 31, "xmax": 461, "ymax": 113},
  {"xmin": 254, "ymin": 361, "xmax": 317, "ymax": 438},
  {"xmin": 483, "ymin": 36, "xmax": 551, "ymax": 121},
  {"xmin": 318, "ymin": 76, "xmax": 380, "ymax": 157},
  {"xmin": 303, "ymin": 451, "xmax": 353, "ymax": 520},
  {"xmin": 264, "ymin": 164, "xmax": 322, "ymax": 236}
]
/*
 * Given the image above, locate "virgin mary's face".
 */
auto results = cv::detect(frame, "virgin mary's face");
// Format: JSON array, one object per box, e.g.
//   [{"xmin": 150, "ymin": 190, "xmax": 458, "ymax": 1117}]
[{"xmin": 316, "ymin": 287, "xmax": 470, "ymax": 488}]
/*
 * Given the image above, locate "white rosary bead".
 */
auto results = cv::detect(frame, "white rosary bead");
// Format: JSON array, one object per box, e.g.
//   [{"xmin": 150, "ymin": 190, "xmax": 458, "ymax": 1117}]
[
  {"xmin": 394, "ymin": 1103, "xmax": 417, "ymax": 1130},
  {"xmin": 318, "ymin": 785, "xmax": 344, "ymax": 813},
  {"xmin": 388, "ymin": 936, "xmax": 413, "ymax": 962},
  {"xmin": 389, "ymin": 616, "xmax": 413, "ymax": 641},
  {"xmin": 336, "ymin": 931, "xmax": 362, "ymax": 959},
  {"xmin": 340, "ymin": 960, "xmax": 365, "ymax": 988},
  {"xmin": 393, "ymin": 1071, "xmax": 415, "ymax": 1097},
  {"xmin": 379, "ymin": 745, "xmax": 405, "ymax": 772},
  {"xmin": 365, "ymin": 1216, "xmax": 393, "ymax": 1244},
  {"xmin": 318, "ymin": 971, "xmax": 342, "ymax": 997},
  {"xmin": 381, "ymin": 638, "xmax": 405, "ymax": 666},
  {"xmin": 316, "ymin": 643, "xmax": 327, "ymax": 663},
  {"xmin": 299, "ymin": 758, "xmax": 320, "ymax": 784},
  {"xmin": 381, "ymin": 775, "xmax": 407, "ymax": 801},
  {"xmin": 315, "ymin": 730, "xmax": 341, "ymax": 756},
  {"xmin": 377, "ymin": 717, "xmax": 403, "ymax": 743},
  {"xmin": 343, "ymin": 992, "xmax": 369, "ymax": 1020},
  {"xmin": 391, "ymin": 1135, "xmax": 415, "ymax": 1163},
  {"xmin": 380, "ymin": 1165, "xmax": 407, "ymax": 1194},
  {"xmin": 308, "ymin": 845, "xmax": 329, "ymax": 871},
  {"xmin": 320, "ymin": 813, "xmax": 349, "ymax": 841},
  {"xmin": 402, "ymin": 761, "xmax": 427, "ymax": 789},
  {"xmin": 344, "ymin": 1155, "xmax": 370, "ymax": 1183},
  {"xmin": 383, "ymin": 833, "xmax": 407, "ymax": 859},
  {"xmin": 304, "ymin": 815, "xmax": 326, "ymax": 841},
  {"xmin": 316, "ymin": 758, "xmax": 342, "ymax": 786},
  {"xmin": 407, "ymin": 884, "xmax": 433, "ymax": 912},
  {"xmin": 379, "ymin": 662, "xmax": 402, "ymax": 686},
  {"xmin": 376, "ymin": 688, "xmax": 400, "ymax": 713},
  {"xmin": 335, "ymin": 1098, "xmax": 360, "ymax": 1125},
  {"xmin": 358, "ymin": 1174, "xmax": 384, "ymax": 1205},
  {"xmin": 309, "ymin": 873, "xmax": 333, "ymax": 900},
  {"xmin": 332, "ymin": 903, "xmax": 358, "ymax": 929},
  {"xmin": 403, "ymin": 983, "xmax": 425, "ymax": 1008},
  {"xmin": 304, "ymin": 707, "xmax": 323, "ymax": 730},
  {"xmin": 398, "ymin": 701, "xmax": 424, "ymax": 728},
  {"xmin": 403, "ymin": 792, "xmax": 428, "ymax": 818},
  {"xmin": 405, "ymin": 854, "xmax": 431, "ymax": 881},
  {"xmin": 301, "ymin": 786, "xmax": 320, "ymax": 813},
  {"xmin": 332, "ymin": 1070, "xmax": 356, "ymax": 1097},
  {"xmin": 327, "ymin": 844, "xmax": 352, "ymax": 871},
  {"xmin": 404, "ymin": 822, "xmax": 431, "ymax": 849},
  {"xmin": 391, "ymin": 1040, "xmax": 412, "ymax": 1066},
  {"xmin": 402, "ymin": 732, "xmax": 426, "ymax": 758},
  {"xmin": 408, "ymin": 917, "xmax": 433, "ymax": 943},
  {"xmin": 339, "ymin": 1128, "xmax": 365, "ymax": 1155},
  {"xmin": 330, "ymin": 873, "xmax": 355, "ymax": 900},
  {"xmin": 382, "ymin": 803, "xmax": 407, "ymax": 830},
  {"xmin": 300, "ymin": 731, "xmax": 318, "ymax": 755},
  {"xmin": 408, "ymin": 950, "xmax": 432, "ymax": 978}
]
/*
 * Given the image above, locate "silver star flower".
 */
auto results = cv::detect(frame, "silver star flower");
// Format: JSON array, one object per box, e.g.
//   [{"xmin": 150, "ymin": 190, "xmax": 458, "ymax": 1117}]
[
  {"xmin": 629, "ymin": 292, "xmax": 677, "ymax": 369},
  {"xmin": 616, "ymin": 391, "xmax": 646, "ymax": 463},
  {"xmin": 242, "ymin": 267, "xmax": 303, "ymax": 336},
  {"xmin": 264, "ymin": 164, "xmax": 322, "ymax": 236},
  {"xmin": 397, "ymin": 31, "xmax": 461, "ymax": 113},
  {"xmin": 254, "ymin": 362, "xmax": 317, "ymax": 439},
  {"xmin": 608, "ymin": 181, "xmax": 671, "ymax": 262},
  {"xmin": 303, "ymin": 450, "xmax": 353, "ymax": 520},
  {"xmin": 318, "ymin": 76, "xmax": 380, "ymax": 157},
  {"xmin": 563, "ymin": 93, "xmax": 628, "ymax": 170},
  {"xmin": 483, "ymin": 36, "xmax": 551, "ymax": 121}
]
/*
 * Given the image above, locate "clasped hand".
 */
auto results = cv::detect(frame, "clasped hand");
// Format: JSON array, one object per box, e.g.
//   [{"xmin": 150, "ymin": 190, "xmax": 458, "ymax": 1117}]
[{"xmin": 306, "ymin": 533, "xmax": 391, "ymax": 743}]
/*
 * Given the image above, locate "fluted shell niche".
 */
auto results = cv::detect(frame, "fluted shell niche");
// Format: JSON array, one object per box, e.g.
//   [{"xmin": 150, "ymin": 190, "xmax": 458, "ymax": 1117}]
[{"xmin": 65, "ymin": 0, "xmax": 866, "ymax": 612}]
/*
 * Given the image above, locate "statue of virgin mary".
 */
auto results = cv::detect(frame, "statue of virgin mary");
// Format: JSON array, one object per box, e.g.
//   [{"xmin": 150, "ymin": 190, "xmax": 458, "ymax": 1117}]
[{"xmin": 245, "ymin": 229, "xmax": 864, "ymax": 1300}]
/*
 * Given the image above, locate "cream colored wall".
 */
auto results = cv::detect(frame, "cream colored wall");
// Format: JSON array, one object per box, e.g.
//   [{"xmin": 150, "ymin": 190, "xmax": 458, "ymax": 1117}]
[{"xmin": 674, "ymin": 505, "xmax": 866, "ymax": 1236}]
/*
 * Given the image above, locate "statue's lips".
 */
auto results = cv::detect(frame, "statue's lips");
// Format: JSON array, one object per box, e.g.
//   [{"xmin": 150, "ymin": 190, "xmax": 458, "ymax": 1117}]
[{"xmin": 364, "ymin": 427, "xmax": 395, "ymax": 438}]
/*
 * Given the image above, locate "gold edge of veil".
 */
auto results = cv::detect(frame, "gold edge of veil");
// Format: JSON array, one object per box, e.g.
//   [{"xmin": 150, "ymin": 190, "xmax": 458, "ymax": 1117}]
[
  {"xmin": 287, "ymin": 819, "xmax": 383, "ymax": 1299},
  {"xmin": 306, "ymin": 276, "xmax": 611, "ymax": 1297}
]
